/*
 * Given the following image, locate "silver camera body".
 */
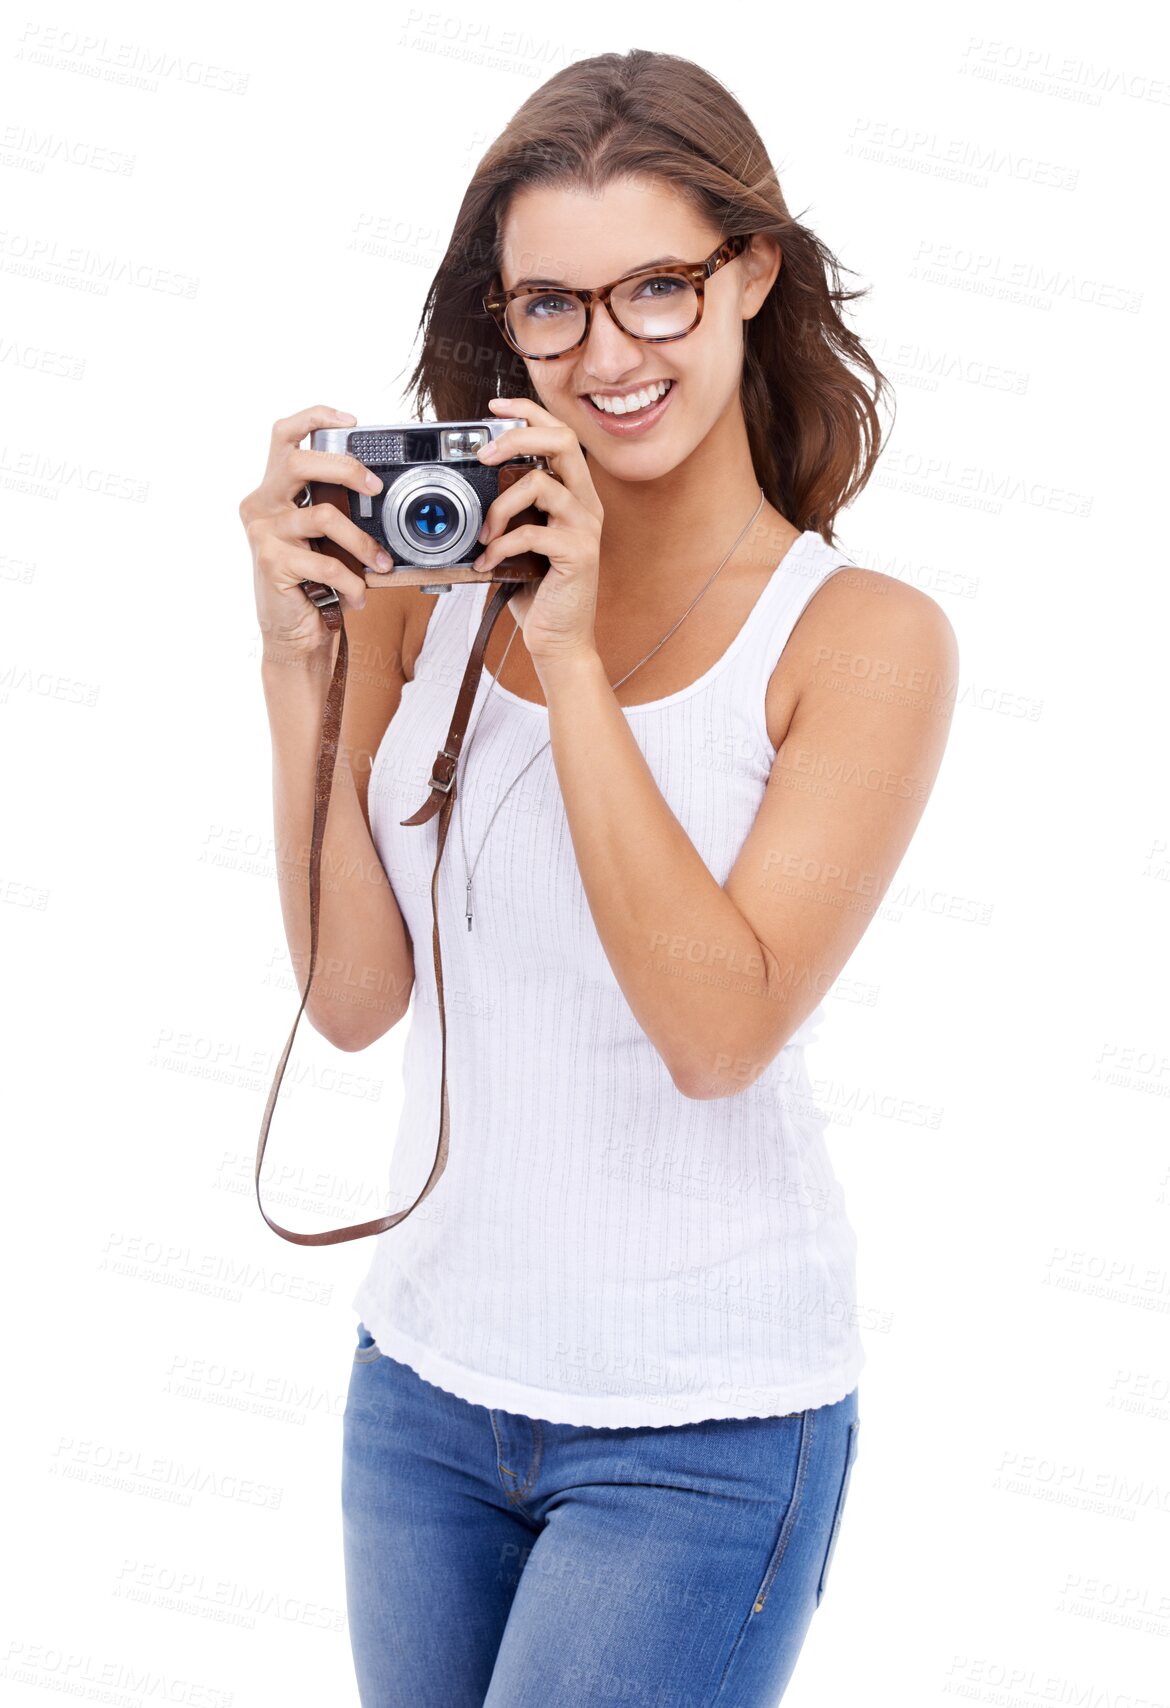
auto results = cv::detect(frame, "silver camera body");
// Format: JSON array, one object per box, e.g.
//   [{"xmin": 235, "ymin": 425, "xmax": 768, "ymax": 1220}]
[{"xmin": 309, "ymin": 417, "xmax": 545, "ymax": 593}]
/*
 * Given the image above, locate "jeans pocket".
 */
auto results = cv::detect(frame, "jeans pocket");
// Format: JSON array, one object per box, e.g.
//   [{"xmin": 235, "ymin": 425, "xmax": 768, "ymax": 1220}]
[
  {"xmin": 816, "ymin": 1415, "xmax": 860, "ymax": 1605},
  {"xmin": 353, "ymin": 1320, "xmax": 382, "ymax": 1363}
]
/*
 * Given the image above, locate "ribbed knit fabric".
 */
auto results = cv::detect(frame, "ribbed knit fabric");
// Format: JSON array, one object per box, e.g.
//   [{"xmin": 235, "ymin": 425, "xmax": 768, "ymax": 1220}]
[{"xmin": 352, "ymin": 528, "xmax": 866, "ymax": 1426}]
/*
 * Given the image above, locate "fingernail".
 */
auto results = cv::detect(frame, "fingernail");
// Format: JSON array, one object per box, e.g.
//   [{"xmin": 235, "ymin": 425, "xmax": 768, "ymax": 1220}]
[
  {"xmin": 365, "ymin": 472, "xmax": 383, "ymax": 492},
  {"xmin": 477, "ymin": 522, "xmax": 488, "ymax": 543}
]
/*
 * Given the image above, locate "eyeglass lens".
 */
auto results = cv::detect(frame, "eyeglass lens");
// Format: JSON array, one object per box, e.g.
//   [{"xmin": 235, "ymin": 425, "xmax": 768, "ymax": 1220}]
[{"xmin": 504, "ymin": 271, "xmax": 699, "ymax": 356}]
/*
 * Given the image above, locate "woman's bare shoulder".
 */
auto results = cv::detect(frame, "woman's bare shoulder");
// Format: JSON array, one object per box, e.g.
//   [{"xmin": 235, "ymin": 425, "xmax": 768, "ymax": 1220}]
[
  {"xmin": 766, "ymin": 567, "xmax": 959, "ymax": 751},
  {"xmin": 791, "ymin": 567, "xmax": 958, "ymax": 679}
]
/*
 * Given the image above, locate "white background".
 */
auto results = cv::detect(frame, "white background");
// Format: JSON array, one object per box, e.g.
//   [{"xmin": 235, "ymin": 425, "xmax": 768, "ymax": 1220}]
[{"xmin": 2, "ymin": 0, "xmax": 1167, "ymax": 1703}]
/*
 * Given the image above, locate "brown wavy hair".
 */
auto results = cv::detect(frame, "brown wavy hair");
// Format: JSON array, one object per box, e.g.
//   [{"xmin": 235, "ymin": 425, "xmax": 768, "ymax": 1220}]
[{"xmin": 399, "ymin": 48, "xmax": 892, "ymax": 547}]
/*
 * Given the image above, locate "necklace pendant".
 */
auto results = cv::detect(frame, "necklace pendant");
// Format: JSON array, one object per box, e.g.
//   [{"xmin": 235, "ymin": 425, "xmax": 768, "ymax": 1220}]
[{"xmin": 465, "ymin": 876, "xmax": 473, "ymax": 932}]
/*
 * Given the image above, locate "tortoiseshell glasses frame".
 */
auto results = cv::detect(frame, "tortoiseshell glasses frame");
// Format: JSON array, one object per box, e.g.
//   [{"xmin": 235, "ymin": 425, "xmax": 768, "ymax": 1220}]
[{"xmin": 481, "ymin": 234, "xmax": 751, "ymax": 360}]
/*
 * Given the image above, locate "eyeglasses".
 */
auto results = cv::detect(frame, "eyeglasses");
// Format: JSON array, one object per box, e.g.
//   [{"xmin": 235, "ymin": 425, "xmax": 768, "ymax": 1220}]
[{"xmin": 481, "ymin": 234, "xmax": 750, "ymax": 360}]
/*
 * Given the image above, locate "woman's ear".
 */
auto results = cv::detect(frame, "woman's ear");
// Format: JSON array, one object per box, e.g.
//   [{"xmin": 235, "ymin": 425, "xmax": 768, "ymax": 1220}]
[{"xmin": 741, "ymin": 233, "xmax": 782, "ymax": 321}]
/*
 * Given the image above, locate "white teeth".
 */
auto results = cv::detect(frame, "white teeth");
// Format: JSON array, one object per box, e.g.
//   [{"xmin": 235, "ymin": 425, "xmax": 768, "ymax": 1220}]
[{"xmin": 588, "ymin": 379, "xmax": 671, "ymax": 415}]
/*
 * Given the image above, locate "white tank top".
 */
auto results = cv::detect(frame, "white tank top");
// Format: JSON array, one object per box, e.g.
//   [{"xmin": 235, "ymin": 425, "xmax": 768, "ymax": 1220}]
[{"xmin": 352, "ymin": 528, "xmax": 866, "ymax": 1426}]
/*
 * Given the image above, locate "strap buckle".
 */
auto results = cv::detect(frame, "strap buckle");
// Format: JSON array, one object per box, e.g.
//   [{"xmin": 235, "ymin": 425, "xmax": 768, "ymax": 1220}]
[
  {"xmin": 300, "ymin": 581, "xmax": 341, "ymax": 610},
  {"xmin": 428, "ymin": 749, "xmax": 459, "ymax": 794}
]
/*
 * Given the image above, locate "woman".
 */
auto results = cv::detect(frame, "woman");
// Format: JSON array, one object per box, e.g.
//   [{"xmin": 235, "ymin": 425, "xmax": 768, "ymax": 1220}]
[{"xmin": 240, "ymin": 48, "xmax": 957, "ymax": 1708}]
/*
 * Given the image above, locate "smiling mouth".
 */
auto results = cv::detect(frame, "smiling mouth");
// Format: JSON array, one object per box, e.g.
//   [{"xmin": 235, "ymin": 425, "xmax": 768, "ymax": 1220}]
[{"xmin": 581, "ymin": 378, "xmax": 674, "ymax": 417}]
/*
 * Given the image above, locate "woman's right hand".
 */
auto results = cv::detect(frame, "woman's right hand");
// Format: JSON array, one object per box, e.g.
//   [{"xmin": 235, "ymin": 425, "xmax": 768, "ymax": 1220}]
[{"xmin": 239, "ymin": 403, "xmax": 394, "ymax": 660}]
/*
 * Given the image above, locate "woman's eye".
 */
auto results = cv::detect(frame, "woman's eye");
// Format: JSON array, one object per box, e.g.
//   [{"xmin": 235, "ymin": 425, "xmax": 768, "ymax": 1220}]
[
  {"xmin": 634, "ymin": 275, "xmax": 686, "ymax": 300},
  {"xmin": 521, "ymin": 293, "xmax": 574, "ymax": 320}
]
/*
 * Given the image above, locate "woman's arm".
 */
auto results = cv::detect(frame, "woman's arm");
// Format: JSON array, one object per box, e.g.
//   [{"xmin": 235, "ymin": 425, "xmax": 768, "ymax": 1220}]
[
  {"xmin": 538, "ymin": 570, "xmax": 959, "ymax": 1099},
  {"xmin": 261, "ymin": 586, "xmax": 417, "ymax": 1053}
]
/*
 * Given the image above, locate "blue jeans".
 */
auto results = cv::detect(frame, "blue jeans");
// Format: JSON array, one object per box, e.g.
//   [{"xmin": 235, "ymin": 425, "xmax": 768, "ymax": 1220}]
[{"xmin": 342, "ymin": 1321, "xmax": 860, "ymax": 1707}]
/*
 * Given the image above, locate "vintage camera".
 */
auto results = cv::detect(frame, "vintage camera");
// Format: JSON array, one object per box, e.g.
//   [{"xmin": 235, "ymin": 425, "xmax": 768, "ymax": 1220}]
[{"xmin": 307, "ymin": 418, "xmax": 550, "ymax": 594}]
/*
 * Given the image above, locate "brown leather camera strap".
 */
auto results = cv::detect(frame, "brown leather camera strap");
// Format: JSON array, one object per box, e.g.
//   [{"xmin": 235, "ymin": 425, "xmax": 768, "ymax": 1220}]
[{"xmin": 254, "ymin": 575, "xmax": 520, "ymax": 1245}]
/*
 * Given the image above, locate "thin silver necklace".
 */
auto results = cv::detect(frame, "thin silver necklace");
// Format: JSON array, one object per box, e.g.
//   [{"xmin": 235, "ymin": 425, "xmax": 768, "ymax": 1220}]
[{"xmin": 457, "ymin": 487, "xmax": 766, "ymax": 931}]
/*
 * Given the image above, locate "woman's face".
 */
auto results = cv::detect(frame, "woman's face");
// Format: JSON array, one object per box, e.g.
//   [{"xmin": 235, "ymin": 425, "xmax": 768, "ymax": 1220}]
[{"xmin": 495, "ymin": 176, "xmax": 780, "ymax": 481}]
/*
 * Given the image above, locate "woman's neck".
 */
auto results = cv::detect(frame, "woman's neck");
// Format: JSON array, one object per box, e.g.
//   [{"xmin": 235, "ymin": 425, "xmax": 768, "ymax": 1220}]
[{"xmin": 584, "ymin": 411, "xmax": 791, "ymax": 603}]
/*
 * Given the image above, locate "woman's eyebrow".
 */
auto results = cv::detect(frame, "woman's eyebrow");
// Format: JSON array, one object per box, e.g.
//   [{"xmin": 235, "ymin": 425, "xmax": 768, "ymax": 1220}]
[{"xmin": 512, "ymin": 255, "xmax": 685, "ymax": 288}]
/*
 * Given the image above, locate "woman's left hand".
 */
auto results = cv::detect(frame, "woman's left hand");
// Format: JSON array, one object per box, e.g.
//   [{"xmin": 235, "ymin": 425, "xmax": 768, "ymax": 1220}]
[{"xmin": 471, "ymin": 396, "xmax": 603, "ymax": 670}]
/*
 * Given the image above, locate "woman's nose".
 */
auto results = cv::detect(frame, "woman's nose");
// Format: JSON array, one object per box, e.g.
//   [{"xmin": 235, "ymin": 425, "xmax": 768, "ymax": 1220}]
[{"xmin": 578, "ymin": 302, "xmax": 646, "ymax": 382}]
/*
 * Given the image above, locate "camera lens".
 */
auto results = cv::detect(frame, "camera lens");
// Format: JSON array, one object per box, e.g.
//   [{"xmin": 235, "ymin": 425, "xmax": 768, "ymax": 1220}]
[
  {"xmin": 382, "ymin": 465, "xmax": 480, "ymax": 566},
  {"xmin": 404, "ymin": 492, "xmax": 456, "ymax": 543}
]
